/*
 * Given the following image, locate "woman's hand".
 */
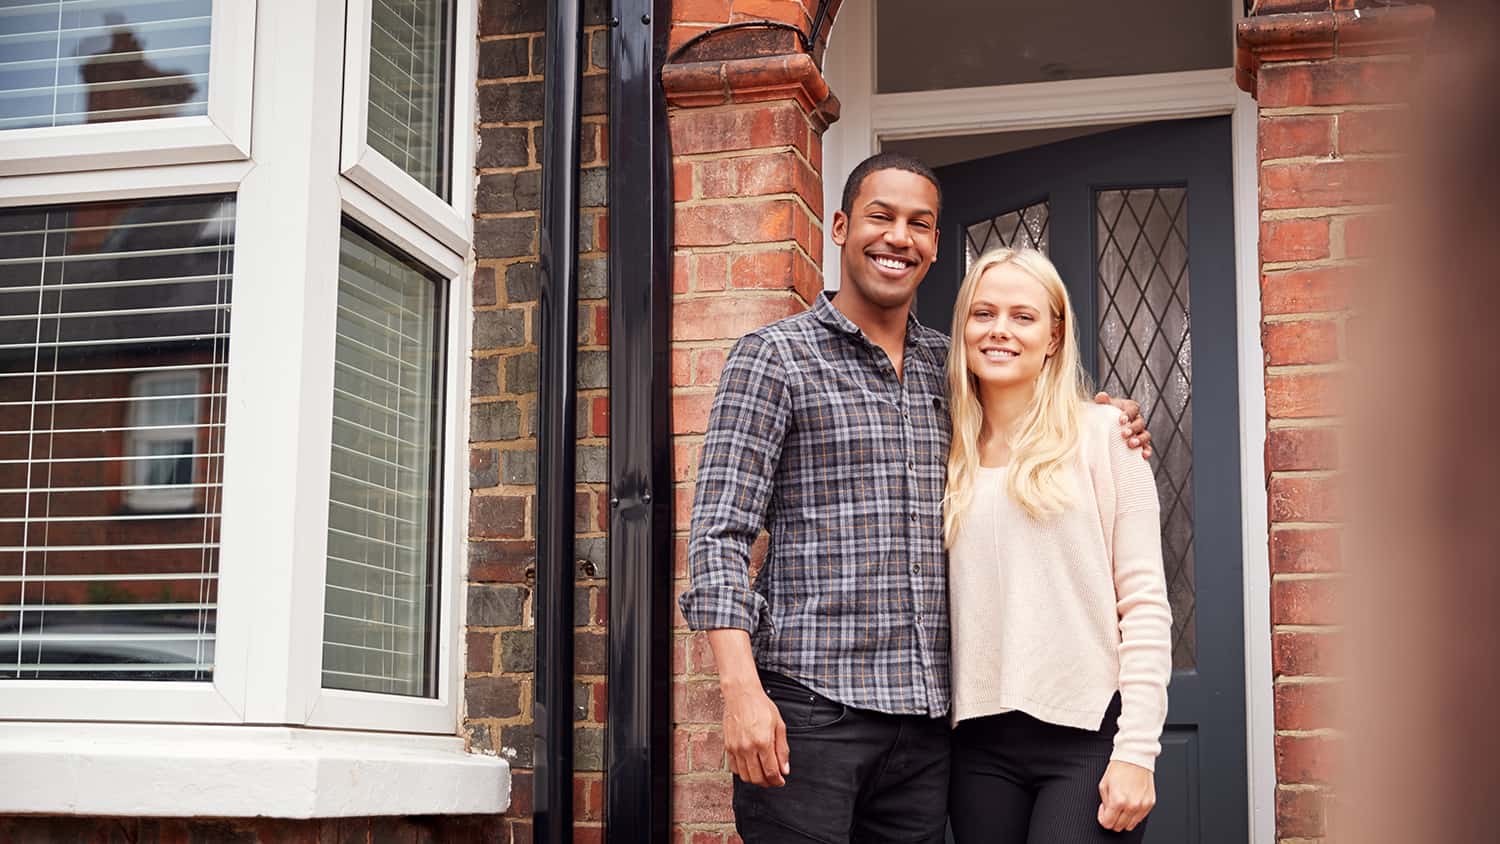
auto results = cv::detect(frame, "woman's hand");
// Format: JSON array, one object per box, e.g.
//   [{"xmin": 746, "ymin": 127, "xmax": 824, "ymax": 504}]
[{"xmin": 1097, "ymin": 759, "xmax": 1155, "ymax": 832}]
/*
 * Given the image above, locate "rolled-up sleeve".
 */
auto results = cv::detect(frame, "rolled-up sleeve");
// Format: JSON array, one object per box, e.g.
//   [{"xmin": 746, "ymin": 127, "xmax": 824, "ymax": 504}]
[{"xmin": 678, "ymin": 333, "xmax": 790, "ymax": 633}]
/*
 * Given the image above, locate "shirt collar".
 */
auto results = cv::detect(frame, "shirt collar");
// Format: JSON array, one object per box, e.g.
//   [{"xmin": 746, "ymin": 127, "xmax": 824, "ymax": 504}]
[
  {"xmin": 813, "ymin": 291, "xmax": 928, "ymax": 344},
  {"xmin": 812, "ymin": 291, "xmax": 861, "ymax": 335}
]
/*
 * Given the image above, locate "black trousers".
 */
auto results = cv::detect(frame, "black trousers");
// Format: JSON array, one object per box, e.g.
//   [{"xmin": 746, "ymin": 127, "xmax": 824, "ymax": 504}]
[
  {"xmin": 733, "ymin": 671, "xmax": 951, "ymax": 844},
  {"xmin": 949, "ymin": 696, "xmax": 1147, "ymax": 844}
]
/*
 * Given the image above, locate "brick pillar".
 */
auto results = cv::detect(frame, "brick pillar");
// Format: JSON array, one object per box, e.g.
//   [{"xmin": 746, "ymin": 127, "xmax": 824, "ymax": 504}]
[
  {"xmin": 1237, "ymin": 3, "xmax": 1433, "ymax": 842},
  {"xmin": 664, "ymin": 3, "xmax": 842, "ymax": 841},
  {"xmin": 468, "ymin": 1, "xmax": 612, "ymax": 842}
]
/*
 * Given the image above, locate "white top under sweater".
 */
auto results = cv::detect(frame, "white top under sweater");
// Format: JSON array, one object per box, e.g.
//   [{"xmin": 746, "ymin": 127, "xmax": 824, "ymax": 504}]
[{"xmin": 948, "ymin": 402, "xmax": 1173, "ymax": 770}]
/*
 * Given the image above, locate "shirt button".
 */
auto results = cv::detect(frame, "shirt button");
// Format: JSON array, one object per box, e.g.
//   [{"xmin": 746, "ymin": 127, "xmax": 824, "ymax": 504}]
[
  {"xmin": 907, "ymin": 461, "xmax": 915, "ymax": 471},
  {"xmin": 915, "ymin": 614, "xmax": 924, "ymax": 625},
  {"xmin": 909, "ymin": 511, "xmax": 918, "ymax": 521},
  {"xmin": 911, "ymin": 563, "xmax": 921, "ymax": 575}
]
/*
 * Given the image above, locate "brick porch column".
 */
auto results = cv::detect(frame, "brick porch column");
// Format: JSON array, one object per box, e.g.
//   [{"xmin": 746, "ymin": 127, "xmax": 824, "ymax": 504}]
[
  {"xmin": 662, "ymin": 3, "xmax": 843, "ymax": 841},
  {"xmin": 1236, "ymin": 3, "xmax": 1433, "ymax": 842}
]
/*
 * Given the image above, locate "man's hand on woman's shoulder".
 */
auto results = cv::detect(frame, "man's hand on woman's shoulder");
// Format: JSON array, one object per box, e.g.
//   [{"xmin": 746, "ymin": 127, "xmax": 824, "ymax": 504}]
[{"xmin": 1094, "ymin": 392, "xmax": 1153, "ymax": 460}]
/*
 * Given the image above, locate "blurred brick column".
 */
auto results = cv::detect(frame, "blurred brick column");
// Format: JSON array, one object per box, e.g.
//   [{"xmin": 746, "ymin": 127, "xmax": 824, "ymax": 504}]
[
  {"xmin": 1237, "ymin": 3, "xmax": 1433, "ymax": 842},
  {"xmin": 663, "ymin": 3, "xmax": 842, "ymax": 841}
]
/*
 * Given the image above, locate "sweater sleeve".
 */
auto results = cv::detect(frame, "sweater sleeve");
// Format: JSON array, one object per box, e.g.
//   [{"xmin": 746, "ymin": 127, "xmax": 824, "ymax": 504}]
[{"xmin": 1101, "ymin": 415, "xmax": 1174, "ymax": 771}]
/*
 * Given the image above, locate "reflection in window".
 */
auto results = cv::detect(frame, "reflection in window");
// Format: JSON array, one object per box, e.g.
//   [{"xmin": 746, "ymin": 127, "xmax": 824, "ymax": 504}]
[
  {"xmin": 0, "ymin": 194, "xmax": 233, "ymax": 681},
  {"xmin": 124, "ymin": 371, "xmax": 202, "ymax": 512},
  {"xmin": 366, "ymin": 0, "xmax": 455, "ymax": 199},
  {"xmin": 1, "ymin": 1, "xmax": 214, "ymax": 130},
  {"xmin": 322, "ymin": 223, "xmax": 444, "ymax": 697}
]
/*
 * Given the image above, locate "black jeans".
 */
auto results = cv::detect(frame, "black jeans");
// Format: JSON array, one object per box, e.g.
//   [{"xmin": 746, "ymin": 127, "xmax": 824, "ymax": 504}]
[
  {"xmin": 733, "ymin": 671, "xmax": 951, "ymax": 844},
  {"xmin": 949, "ymin": 696, "xmax": 1146, "ymax": 844}
]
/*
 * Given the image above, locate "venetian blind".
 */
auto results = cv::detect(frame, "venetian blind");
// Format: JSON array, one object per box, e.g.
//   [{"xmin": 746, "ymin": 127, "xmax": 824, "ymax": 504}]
[
  {"xmin": 0, "ymin": 194, "xmax": 234, "ymax": 681},
  {"xmin": 0, "ymin": 0, "xmax": 215, "ymax": 131},
  {"xmin": 365, "ymin": 0, "xmax": 453, "ymax": 199},
  {"xmin": 322, "ymin": 223, "xmax": 442, "ymax": 697}
]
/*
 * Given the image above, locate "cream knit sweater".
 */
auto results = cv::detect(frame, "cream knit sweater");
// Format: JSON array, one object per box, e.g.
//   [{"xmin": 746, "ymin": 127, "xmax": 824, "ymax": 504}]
[{"xmin": 948, "ymin": 402, "xmax": 1173, "ymax": 770}]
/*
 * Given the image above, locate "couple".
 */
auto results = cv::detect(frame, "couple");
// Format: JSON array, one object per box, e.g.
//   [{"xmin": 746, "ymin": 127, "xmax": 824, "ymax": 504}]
[{"xmin": 679, "ymin": 152, "xmax": 1172, "ymax": 843}]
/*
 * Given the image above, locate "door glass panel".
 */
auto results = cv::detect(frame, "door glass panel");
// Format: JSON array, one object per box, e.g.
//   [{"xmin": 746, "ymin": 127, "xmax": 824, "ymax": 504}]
[
  {"xmin": 1095, "ymin": 187, "xmax": 1195, "ymax": 670},
  {"xmin": 965, "ymin": 199, "xmax": 1049, "ymax": 268}
]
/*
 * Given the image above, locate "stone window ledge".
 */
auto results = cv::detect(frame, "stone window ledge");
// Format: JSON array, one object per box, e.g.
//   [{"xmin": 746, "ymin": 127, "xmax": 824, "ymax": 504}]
[{"xmin": 0, "ymin": 722, "xmax": 510, "ymax": 818}]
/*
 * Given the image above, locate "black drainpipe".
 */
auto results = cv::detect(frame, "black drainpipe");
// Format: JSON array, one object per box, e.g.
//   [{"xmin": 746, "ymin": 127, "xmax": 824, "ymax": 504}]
[
  {"xmin": 534, "ymin": 0, "xmax": 583, "ymax": 841},
  {"xmin": 605, "ymin": 0, "xmax": 675, "ymax": 840}
]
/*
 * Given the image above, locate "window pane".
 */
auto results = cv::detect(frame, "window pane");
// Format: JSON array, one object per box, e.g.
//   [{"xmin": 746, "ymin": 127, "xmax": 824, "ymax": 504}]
[
  {"xmin": 366, "ymin": 0, "xmax": 454, "ymax": 200},
  {"xmin": 0, "ymin": 0, "xmax": 214, "ymax": 131},
  {"xmin": 0, "ymin": 194, "xmax": 234, "ymax": 681},
  {"xmin": 322, "ymin": 223, "xmax": 444, "ymax": 697}
]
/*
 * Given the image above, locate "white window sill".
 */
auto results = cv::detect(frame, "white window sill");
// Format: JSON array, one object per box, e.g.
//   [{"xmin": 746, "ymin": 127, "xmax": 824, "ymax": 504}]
[{"xmin": 0, "ymin": 722, "xmax": 510, "ymax": 818}]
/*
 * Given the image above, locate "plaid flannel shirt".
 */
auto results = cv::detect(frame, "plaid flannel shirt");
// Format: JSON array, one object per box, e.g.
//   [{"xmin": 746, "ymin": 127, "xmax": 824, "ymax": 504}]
[{"xmin": 679, "ymin": 293, "xmax": 952, "ymax": 716}]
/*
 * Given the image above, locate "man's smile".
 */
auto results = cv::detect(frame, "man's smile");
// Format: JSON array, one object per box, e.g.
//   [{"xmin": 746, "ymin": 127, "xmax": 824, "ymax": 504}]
[{"xmin": 868, "ymin": 251, "xmax": 918, "ymax": 278}]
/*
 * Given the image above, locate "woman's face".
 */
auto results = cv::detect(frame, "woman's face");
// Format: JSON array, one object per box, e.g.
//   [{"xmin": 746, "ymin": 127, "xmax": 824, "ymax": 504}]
[{"xmin": 963, "ymin": 262, "xmax": 1061, "ymax": 392}]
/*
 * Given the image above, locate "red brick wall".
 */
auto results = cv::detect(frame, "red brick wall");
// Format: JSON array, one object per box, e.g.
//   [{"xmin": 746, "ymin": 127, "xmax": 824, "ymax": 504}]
[
  {"xmin": 664, "ymin": 1, "xmax": 840, "ymax": 839},
  {"xmin": 1239, "ymin": 3, "xmax": 1433, "ymax": 841},
  {"xmin": 668, "ymin": 102, "xmax": 825, "ymax": 844}
]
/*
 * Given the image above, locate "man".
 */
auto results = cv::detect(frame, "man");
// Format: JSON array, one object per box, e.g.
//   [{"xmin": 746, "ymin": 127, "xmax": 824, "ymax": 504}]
[{"xmin": 678, "ymin": 153, "xmax": 1150, "ymax": 843}]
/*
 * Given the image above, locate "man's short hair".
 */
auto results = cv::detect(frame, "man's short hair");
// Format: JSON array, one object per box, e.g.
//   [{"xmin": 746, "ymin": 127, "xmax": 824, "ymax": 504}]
[{"xmin": 840, "ymin": 152, "xmax": 942, "ymax": 217}]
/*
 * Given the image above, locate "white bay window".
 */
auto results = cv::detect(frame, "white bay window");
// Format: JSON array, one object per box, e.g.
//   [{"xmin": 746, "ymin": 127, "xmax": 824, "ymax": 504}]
[{"xmin": 0, "ymin": 0, "xmax": 499, "ymax": 817}]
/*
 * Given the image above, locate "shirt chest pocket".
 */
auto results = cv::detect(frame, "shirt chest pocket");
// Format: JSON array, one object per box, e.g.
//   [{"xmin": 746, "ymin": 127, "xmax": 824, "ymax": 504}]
[{"xmin": 910, "ymin": 388, "xmax": 951, "ymax": 468}]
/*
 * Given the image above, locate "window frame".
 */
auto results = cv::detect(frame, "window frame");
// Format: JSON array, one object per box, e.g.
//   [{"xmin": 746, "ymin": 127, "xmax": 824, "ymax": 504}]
[
  {"xmin": 0, "ymin": 172, "xmax": 250, "ymax": 725},
  {"xmin": 297, "ymin": 182, "xmax": 469, "ymax": 734},
  {"xmin": 339, "ymin": 0, "xmax": 476, "ymax": 255},
  {"xmin": 0, "ymin": 0, "xmax": 479, "ymax": 740},
  {"xmin": 0, "ymin": 0, "xmax": 257, "ymax": 178}
]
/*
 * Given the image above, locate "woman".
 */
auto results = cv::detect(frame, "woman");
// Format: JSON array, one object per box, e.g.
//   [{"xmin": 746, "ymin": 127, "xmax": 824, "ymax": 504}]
[{"xmin": 944, "ymin": 248, "xmax": 1173, "ymax": 842}]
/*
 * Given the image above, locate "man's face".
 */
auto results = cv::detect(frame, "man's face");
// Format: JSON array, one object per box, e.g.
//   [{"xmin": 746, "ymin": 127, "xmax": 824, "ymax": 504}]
[{"xmin": 831, "ymin": 168, "xmax": 940, "ymax": 311}]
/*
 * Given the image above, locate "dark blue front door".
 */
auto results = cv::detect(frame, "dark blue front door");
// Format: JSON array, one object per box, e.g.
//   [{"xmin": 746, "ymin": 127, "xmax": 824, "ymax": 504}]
[{"xmin": 925, "ymin": 117, "xmax": 1248, "ymax": 844}]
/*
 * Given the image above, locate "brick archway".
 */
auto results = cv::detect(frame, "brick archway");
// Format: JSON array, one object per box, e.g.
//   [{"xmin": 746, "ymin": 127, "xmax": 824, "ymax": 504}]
[{"xmin": 670, "ymin": 1, "xmax": 846, "ymax": 71}]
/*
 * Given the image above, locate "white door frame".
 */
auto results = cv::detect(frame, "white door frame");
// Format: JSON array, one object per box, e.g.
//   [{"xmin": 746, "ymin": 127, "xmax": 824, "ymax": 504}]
[{"xmin": 819, "ymin": 3, "xmax": 1274, "ymax": 842}]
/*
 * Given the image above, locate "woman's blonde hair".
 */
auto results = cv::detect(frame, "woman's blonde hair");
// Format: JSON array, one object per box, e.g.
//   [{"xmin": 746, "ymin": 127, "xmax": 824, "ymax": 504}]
[{"xmin": 943, "ymin": 247, "xmax": 1091, "ymax": 544}]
